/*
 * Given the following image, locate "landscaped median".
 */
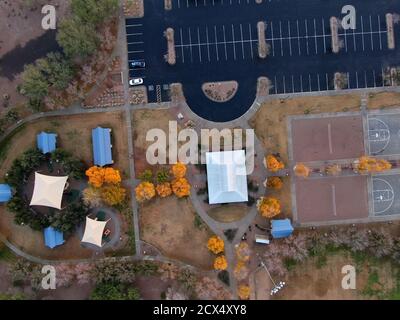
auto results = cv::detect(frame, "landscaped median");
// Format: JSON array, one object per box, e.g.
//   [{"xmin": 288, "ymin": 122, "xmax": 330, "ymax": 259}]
[
  {"xmin": 330, "ymin": 17, "xmax": 340, "ymax": 53},
  {"xmin": 164, "ymin": 28, "xmax": 176, "ymax": 66},
  {"xmin": 386, "ymin": 13, "xmax": 396, "ymax": 49},
  {"xmin": 257, "ymin": 21, "xmax": 270, "ymax": 59},
  {"xmin": 123, "ymin": 0, "xmax": 144, "ymax": 18}
]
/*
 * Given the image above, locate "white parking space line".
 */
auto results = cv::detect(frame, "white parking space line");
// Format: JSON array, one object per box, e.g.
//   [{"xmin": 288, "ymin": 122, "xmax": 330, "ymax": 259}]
[
  {"xmin": 288, "ymin": 21, "xmax": 292, "ymax": 56},
  {"xmin": 206, "ymin": 26, "xmax": 211, "ymax": 62},
  {"xmin": 231, "ymin": 24, "xmax": 237, "ymax": 60},
  {"xmin": 296, "ymin": 20, "xmax": 301, "ymax": 55},
  {"xmin": 240, "ymin": 24, "xmax": 245, "ymax": 59},
  {"xmin": 314, "ymin": 19, "xmax": 318, "ymax": 54},
  {"xmin": 279, "ymin": 21, "xmax": 284, "ymax": 57},
  {"xmin": 214, "ymin": 25, "xmax": 219, "ymax": 61},
  {"xmin": 248, "ymin": 23, "xmax": 254, "ymax": 58},
  {"xmin": 180, "ymin": 28, "xmax": 185, "ymax": 63},
  {"xmin": 305, "ymin": 19, "xmax": 309, "ymax": 55},
  {"xmin": 223, "ymin": 25, "xmax": 228, "ymax": 60},
  {"xmin": 270, "ymin": 21, "xmax": 275, "ymax": 57},
  {"xmin": 322, "ymin": 18, "xmax": 327, "ymax": 53},
  {"xmin": 188, "ymin": 27, "xmax": 193, "ymax": 63},
  {"xmin": 197, "ymin": 27, "xmax": 202, "ymax": 63}
]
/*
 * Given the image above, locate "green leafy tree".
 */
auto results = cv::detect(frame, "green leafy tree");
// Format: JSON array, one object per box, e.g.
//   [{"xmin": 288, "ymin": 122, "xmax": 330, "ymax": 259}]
[
  {"xmin": 49, "ymin": 199, "xmax": 88, "ymax": 233},
  {"xmin": 36, "ymin": 52, "xmax": 75, "ymax": 90},
  {"xmin": 57, "ymin": 17, "xmax": 99, "ymax": 58},
  {"xmin": 71, "ymin": 0, "xmax": 119, "ymax": 26},
  {"xmin": 20, "ymin": 64, "xmax": 49, "ymax": 101},
  {"xmin": 90, "ymin": 282, "xmax": 140, "ymax": 300},
  {"xmin": 156, "ymin": 169, "xmax": 170, "ymax": 183}
]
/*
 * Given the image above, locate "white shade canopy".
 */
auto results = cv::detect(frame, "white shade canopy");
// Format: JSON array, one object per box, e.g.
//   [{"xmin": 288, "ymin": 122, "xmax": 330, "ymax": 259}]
[
  {"xmin": 81, "ymin": 217, "xmax": 108, "ymax": 247},
  {"xmin": 206, "ymin": 150, "xmax": 248, "ymax": 204},
  {"xmin": 30, "ymin": 173, "xmax": 68, "ymax": 210}
]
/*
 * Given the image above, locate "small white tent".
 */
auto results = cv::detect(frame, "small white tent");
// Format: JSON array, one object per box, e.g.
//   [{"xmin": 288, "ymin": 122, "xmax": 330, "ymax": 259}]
[
  {"xmin": 81, "ymin": 217, "xmax": 109, "ymax": 247},
  {"xmin": 206, "ymin": 150, "xmax": 248, "ymax": 204},
  {"xmin": 30, "ymin": 173, "xmax": 68, "ymax": 210}
]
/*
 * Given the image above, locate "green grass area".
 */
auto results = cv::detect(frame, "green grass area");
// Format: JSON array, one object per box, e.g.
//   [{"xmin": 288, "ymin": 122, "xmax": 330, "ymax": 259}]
[{"xmin": 0, "ymin": 241, "xmax": 15, "ymax": 262}]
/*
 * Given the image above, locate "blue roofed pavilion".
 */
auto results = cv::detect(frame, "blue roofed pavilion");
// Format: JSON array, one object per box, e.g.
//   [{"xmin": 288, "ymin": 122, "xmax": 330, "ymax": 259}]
[{"xmin": 92, "ymin": 127, "xmax": 113, "ymax": 167}]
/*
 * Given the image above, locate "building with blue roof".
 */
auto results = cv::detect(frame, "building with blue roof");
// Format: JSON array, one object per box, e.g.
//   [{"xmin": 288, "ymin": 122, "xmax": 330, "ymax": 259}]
[
  {"xmin": 92, "ymin": 127, "xmax": 113, "ymax": 167},
  {"xmin": 43, "ymin": 227, "xmax": 64, "ymax": 249},
  {"xmin": 0, "ymin": 184, "xmax": 12, "ymax": 203},
  {"xmin": 37, "ymin": 132, "xmax": 57, "ymax": 154},
  {"xmin": 271, "ymin": 219, "xmax": 294, "ymax": 239}
]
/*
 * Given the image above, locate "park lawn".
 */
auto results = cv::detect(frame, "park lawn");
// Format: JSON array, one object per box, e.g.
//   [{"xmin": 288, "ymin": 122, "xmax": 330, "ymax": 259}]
[
  {"xmin": 139, "ymin": 196, "xmax": 214, "ymax": 270},
  {"xmin": 249, "ymin": 94, "xmax": 361, "ymax": 164}
]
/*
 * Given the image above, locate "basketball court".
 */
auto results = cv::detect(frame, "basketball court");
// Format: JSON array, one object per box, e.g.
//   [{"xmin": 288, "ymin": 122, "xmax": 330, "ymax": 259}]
[
  {"xmin": 294, "ymin": 175, "xmax": 369, "ymax": 224},
  {"xmin": 289, "ymin": 114, "xmax": 365, "ymax": 163}
]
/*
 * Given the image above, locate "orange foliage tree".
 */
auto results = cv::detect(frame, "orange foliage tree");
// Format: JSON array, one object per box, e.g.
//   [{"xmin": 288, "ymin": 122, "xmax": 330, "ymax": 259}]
[
  {"xmin": 234, "ymin": 260, "xmax": 249, "ymax": 281},
  {"xmin": 294, "ymin": 163, "xmax": 311, "ymax": 178},
  {"xmin": 264, "ymin": 155, "xmax": 285, "ymax": 172},
  {"xmin": 156, "ymin": 182, "xmax": 172, "ymax": 198},
  {"xmin": 325, "ymin": 164, "xmax": 342, "ymax": 176},
  {"xmin": 257, "ymin": 197, "xmax": 281, "ymax": 218},
  {"xmin": 356, "ymin": 156, "xmax": 392, "ymax": 173},
  {"xmin": 85, "ymin": 166, "xmax": 105, "ymax": 188},
  {"xmin": 135, "ymin": 182, "xmax": 156, "ymax": 202},
  {"xmin": 171, "ymin": 178, "xmax": 191, "ymax": 198},
  {"xmin": 238, "ymin": 285, "xmax": 250, "ymax": 300},
  {"xmin": 265, "ymin": 176, "xmax": 283, "ymax": 190},
  {"xmin": 101, "ymin": 185, "xmax": 126, "ymax": 206},
  {"xmin": 86, "ymin": 166, "xmax": 121, "ymax": 187},
  {"xmin": 207, "ymin": 236, "xmax": 225, "ymax": 254},
  {"xmin": 171, "ymin": 162, "xmax": 187, "ymax": 178},
  {"xmin": 213, "ymin": 256, "xmax": 228, "ymax": 271},
  {"xmin": 103, "ymin": 167, "xmax": 122, "ymax": 184},
  {"xmin": 235, "ymin": 242, "xmax": 250, "ymax": 262}
]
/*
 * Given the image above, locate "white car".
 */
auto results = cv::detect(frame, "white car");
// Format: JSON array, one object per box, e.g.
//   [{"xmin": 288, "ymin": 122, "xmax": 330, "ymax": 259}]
[{"xmin": 129, "ymin": 78, "xmax": 144, "ymax": 86}]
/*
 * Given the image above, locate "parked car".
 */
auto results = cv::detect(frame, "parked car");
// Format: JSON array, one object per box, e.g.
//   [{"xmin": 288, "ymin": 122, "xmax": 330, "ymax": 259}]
[
  {"xmin": 130, "ymin": 60, "xmax": 145, "ymax": 69},
  {"xmin": 129, "ymin": 78, "xmax": 144, "ymax": 86}
]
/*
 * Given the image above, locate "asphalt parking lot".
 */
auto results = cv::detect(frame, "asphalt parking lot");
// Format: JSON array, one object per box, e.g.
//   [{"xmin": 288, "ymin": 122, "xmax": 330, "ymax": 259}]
[{"xmin": 125, "ymin": 0, "xmax": 400, "ymax": 122}]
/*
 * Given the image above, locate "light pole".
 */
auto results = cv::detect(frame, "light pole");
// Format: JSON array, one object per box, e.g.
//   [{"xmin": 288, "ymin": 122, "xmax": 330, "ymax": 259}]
[{"xmin": 256, "ymin": 253, "xmax": 286, "ymax": 296}]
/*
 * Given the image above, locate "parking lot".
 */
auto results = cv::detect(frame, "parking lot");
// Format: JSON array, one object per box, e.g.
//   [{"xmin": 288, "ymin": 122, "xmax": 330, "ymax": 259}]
[{"xmin": 125, "ymin": 0, "xmax": 400, "ymax": 121}]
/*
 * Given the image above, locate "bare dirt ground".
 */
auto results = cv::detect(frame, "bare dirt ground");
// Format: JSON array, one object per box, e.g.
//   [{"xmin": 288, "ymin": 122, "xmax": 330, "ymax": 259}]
[
  {"xmin": 37, "ymin": 283, "xmax": 94, "ymax": 300},
  {"xmin": 207, "ymin": 204, "xmax": 248, "ymax": 223},
  {"xmin": 134, "ymin": 275, "xmax": 175, "ymax": 300},
  {"xmin": 131, "ymin": 107, "xmax": 182, "ymax": 175},
  {"xmin": 139, "ymin": 196, "xmax": 214, "ymax": 270},
  {"xmin": 0, "ymin": 0, "xmax": 70, "ymax": 110},
  {"xmin": 274, "ymin": 253, "xmax": 397, "ymax": 300},
  {"xmin": 249, "ymin": 94, "xmax": 361, "ymax": 164},
  {"xmin": 0, "ymin": 111, "xmax": 129, "ymax": 260},
  {"xmin": 368, "ymin": 92, "xmax": 400, "ymax": 110}
]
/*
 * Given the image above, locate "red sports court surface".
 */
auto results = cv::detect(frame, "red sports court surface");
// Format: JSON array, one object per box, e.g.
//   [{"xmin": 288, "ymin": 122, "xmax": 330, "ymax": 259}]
[
  {"xmin": 291, "ymin": 115, "xmax": 365, "ymax": 162},
  {"xmin": 295, "ymin": 175, "xmax": 369, "ymax": 224}
]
